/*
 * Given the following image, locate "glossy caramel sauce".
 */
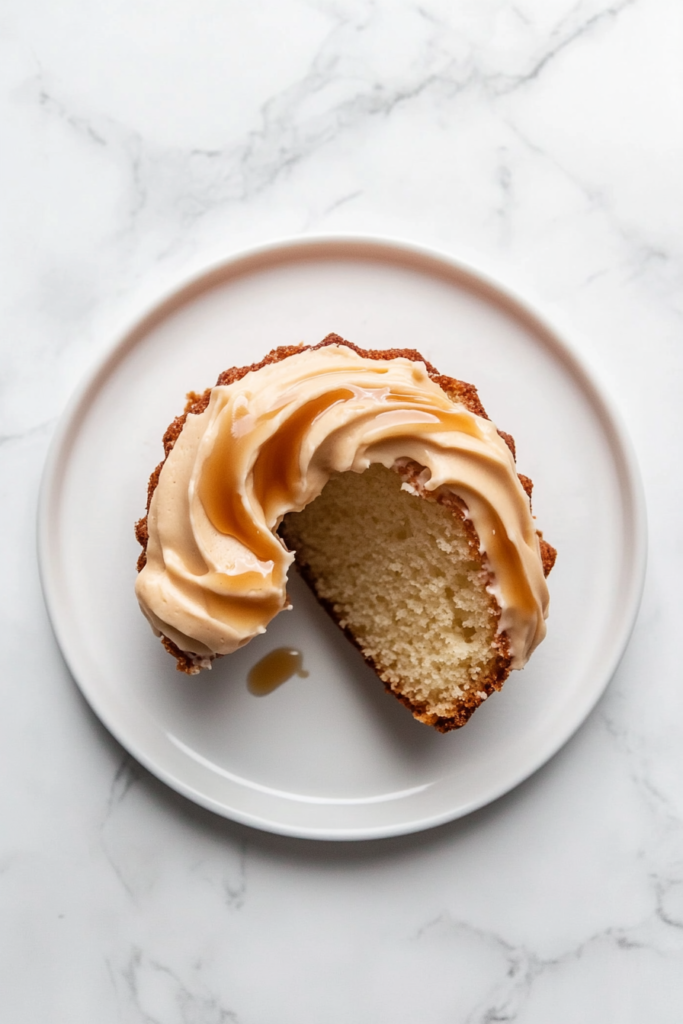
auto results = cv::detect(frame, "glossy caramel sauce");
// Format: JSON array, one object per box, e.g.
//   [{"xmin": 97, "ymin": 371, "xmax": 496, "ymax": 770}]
[
  {"xmin": 253, "ymin": 388, "xmax": 353, "ymax": 521},
  {"xmin": 247, "ymin": 648, "xmax": 309, "ymax": 696},
  {"xmin": 199, "ymin": 407, "xmax": 279, "ymax": 562}
]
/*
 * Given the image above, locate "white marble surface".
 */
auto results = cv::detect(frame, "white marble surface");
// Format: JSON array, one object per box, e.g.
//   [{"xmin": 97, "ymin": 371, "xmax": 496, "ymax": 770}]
[{"xmin": 2, "ymin": 0, "xmax": 683, "ymax": 1019}]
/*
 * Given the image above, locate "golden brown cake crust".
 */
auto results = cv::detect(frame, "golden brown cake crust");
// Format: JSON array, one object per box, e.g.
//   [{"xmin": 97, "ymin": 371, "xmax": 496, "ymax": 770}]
[{"xmin": 135, "ymin": 333, "xmax": 557, "ymax": 728}]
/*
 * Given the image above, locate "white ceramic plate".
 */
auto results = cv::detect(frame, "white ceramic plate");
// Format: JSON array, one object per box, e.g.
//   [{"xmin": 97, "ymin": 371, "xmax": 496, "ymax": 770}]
[{"xmin": 39, "ymin": 235, "xmax": 646, "ymax": 840}]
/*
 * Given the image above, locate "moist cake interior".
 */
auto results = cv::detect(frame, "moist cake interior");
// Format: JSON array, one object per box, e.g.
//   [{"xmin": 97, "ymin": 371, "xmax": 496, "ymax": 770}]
[{"xmin": 280, "ymin": 463, "xmax": 507, "ymax": 723}]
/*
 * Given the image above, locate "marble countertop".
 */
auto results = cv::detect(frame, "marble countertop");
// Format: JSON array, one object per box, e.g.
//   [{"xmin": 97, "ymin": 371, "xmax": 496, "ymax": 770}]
[{"xmin": 2, "ymin": 0, "xmax": 683, "ymax": 1020}]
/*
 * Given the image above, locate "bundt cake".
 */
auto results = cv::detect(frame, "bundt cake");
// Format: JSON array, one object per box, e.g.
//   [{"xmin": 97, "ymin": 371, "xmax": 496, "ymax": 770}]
[{"xmin": 135, "ymin": 335, "xmax": 555, "ymax": 731}]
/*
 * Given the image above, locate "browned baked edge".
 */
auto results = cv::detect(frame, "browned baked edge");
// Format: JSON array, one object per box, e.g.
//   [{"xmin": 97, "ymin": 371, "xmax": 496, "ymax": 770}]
[{"xmin": 135, "ymin": 333, "xmax": 557, "ymax": 716}]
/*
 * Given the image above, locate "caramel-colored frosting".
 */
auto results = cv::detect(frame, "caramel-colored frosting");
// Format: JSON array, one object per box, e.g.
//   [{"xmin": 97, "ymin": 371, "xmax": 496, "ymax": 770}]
[{"xmin": 136, "ymin": 345, "xmax": 549, "ymax": 668}]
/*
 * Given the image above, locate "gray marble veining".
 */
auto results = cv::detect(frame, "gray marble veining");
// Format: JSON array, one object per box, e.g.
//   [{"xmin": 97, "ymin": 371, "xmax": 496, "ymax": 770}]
[{"xmin": 2, "ymin": 0, "xmax": 682, "ymax": 1020}]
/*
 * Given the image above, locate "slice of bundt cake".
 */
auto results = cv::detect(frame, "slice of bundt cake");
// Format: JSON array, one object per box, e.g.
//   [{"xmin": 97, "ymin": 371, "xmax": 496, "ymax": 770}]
[{"xmin": 135, "ymin": 335, "xmax": 555, "ymax": 731}]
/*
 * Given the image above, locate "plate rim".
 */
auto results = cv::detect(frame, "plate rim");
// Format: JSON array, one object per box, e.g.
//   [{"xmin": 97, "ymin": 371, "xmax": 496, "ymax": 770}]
[{"xmin": 37, "ymin": 232, "xmax": 648, "ymax": 840}]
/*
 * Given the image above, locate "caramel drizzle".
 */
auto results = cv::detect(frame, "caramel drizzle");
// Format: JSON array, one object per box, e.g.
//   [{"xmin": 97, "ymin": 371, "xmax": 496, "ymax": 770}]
[
  {"xmin": 247, "ymin": 647, "xmax": 309, "ymax": 696},
  {"xmin": 252, "ymin": 388, "xmax": 354, "ymax": 522}
]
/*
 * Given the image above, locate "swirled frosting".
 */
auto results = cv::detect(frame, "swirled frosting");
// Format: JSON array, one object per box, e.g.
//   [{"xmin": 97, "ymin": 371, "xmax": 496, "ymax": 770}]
[{"xmin": 136, "ymin": 344, "xmax": 549, "ymax": 668}]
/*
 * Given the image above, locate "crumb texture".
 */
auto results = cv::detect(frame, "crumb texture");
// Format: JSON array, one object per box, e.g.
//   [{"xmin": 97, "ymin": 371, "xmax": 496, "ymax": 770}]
[{"xmin": 281, "ymin": 463, "xmax": 509, "ymax": 727}]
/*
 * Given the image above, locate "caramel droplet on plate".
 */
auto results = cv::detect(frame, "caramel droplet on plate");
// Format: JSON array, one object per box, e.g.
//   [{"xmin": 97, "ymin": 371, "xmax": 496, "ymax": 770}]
[{"xmin": 247, "ymin": 648, "xmax": 309, "ymax": 696}]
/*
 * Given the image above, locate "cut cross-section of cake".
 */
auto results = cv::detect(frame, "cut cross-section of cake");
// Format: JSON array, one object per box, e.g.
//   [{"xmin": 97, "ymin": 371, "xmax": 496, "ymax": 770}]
[
  {"xmin": 281, "ymin": 462, "xmax": 512, "ymax": 730},
  {"xmin": 135, "ymin": 334, "xmax": 556, "ymax": 731}
]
